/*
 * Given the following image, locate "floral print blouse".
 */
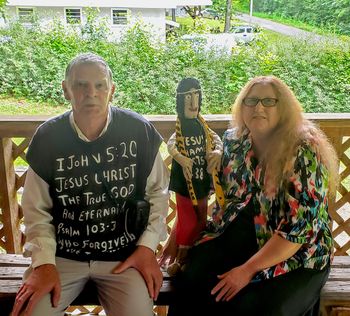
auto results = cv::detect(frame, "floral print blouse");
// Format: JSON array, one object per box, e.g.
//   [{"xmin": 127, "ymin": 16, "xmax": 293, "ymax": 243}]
[{"xmin": 201, "ymin": 129, "xmax": 333, "ymax": 280}]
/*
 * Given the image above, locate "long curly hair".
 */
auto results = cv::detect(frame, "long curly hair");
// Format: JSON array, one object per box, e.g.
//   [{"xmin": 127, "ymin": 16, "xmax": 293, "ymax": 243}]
[{"xmin": 232, "ymin": 75, "xmax": 339, "ymax": 196}]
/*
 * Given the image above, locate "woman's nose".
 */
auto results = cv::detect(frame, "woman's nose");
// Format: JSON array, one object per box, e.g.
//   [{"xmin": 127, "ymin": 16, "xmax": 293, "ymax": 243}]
[{"xmin": 254, "ymin": 100, "xmax": 264, "ymax": 111}]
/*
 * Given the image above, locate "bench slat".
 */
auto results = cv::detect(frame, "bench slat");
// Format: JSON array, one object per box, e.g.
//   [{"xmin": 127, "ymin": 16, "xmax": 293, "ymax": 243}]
[
  {"xmin": 0, "ymin": 254, "xmax": 30, "ymax": 267},
  {"xmin": 0, "ymin": 267, "xmax": 27, "ymax": 279},
  {"xmin": 0, "ymin": 280, "xmax": 22, "ymax": 296},
  {"xmin": 328, "ymin": 267, "xmax": 350, "ymax": 281},
  {"xmin": 322, "ymin": 281, "xmax": 350, "ymax": 302},
  {"xmin": 1, "ymin": 254, "xmax": 350, "ymax": 316},
  {"xmin": 331, "ymin": 256, "xmax": 350, "ymax": 268}
]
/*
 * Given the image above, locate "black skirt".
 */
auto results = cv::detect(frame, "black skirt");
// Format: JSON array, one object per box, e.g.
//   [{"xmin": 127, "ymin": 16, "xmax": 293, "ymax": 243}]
[{"xmin": 169, "ymin": 204, "xmax": 330, "ymax": 316}]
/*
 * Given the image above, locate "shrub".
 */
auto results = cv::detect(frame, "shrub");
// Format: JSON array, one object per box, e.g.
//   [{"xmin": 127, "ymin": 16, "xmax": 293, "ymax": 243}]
[{"xmin": 0, "ymin": 17, "xmax": 349, "ymax": 113}]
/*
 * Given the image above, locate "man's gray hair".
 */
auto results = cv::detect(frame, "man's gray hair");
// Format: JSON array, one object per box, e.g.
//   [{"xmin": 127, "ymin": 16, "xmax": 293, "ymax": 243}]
[{"xmin": 65, "ymin": 52, "xmax": 113, "ymax": 83}]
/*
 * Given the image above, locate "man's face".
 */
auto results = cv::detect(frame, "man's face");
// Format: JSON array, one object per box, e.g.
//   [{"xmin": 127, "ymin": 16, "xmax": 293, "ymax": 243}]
[
  {"xmin": 183, "ymin": 88, "xmax": 200, "ymax": 119},
  {"xmin": 62, "ymin": 63, "xmax": 115, "ymax": 119}
]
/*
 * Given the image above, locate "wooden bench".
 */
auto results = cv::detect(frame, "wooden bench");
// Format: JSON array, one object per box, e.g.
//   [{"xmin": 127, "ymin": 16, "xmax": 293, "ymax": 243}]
[
  {"xmin": 0, "ymin": 254, "xmax": 174, "ymax": 316},
  {"xmin": 321, "ymin": 256, "xmax": 350, "ymax": 316},
  {"xmin": 1, "ymin": 254, "xmax": 349, "ymax": 316}
]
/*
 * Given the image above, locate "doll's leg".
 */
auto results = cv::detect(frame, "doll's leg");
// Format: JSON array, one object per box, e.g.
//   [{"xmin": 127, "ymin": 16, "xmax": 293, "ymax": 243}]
[
  {"xmin": 168, "ymin": 194, "xmax": 203, "ymax": 276},
  {"xmin": 194, "ymin": 197, "xmax": 208, "ymax": 239},
  {"xmin": 175, "ymin": 193, "xmax": 199, "ymax": 246}
]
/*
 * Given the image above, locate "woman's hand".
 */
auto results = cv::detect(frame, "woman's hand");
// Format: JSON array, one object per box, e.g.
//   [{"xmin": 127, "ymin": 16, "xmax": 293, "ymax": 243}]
[
  {"xmin": 211, "ymin": 234, "xmax": 303, "ymax": 302},
  {"xmin": 211, "ymin": 264, "xmax": 254, "ymax": 302}
]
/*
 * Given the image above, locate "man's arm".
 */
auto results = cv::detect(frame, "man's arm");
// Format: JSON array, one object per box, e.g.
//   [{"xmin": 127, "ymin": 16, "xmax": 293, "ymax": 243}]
[
  {"xmin": 22, "ymin": 168, "xmax": 56, "ymax": 267},
  {"xmin": 12, "ymin": 167, "xmax": 61, "ymax": 316},
  {"xmin": 138, "ymin": 151, "xmax": 170, "ymax": 250}
]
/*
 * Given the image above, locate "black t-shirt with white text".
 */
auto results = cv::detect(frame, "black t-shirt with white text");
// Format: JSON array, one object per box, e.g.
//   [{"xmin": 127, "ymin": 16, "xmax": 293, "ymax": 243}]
[
  {"xmin": 169, "ymin": 118, "xmax": 210, "ymax": 199},
  {"xmin": 26, "ymin": 107, "xmax": 162, "ymax": 261}
]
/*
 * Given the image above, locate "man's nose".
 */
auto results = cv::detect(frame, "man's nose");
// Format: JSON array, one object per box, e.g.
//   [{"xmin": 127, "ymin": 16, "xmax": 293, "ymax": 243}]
[{"xmin": 86, "ymin": 84, "xmax": 97, "ymax": 96}]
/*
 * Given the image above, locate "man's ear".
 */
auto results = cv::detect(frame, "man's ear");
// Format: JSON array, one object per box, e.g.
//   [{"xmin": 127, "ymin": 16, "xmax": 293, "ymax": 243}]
[
  {"xmin": 109, "ymin": 83, "xmax": 116, "ymax": 103},
  {"xmin": 62, "ymin": 80, "xmax": 71, "ymax": 101}
]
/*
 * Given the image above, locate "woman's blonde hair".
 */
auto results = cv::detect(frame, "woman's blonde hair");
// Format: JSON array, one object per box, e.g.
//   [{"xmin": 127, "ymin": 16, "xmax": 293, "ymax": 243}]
[{"xmin": 232, "ymin": 75, "xmax": 339, "ymax": 196}]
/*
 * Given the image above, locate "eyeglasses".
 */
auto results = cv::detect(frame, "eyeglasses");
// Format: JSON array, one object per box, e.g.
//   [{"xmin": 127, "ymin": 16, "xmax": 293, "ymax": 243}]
[{"xmin": 243, "ymin": 98, "xmax": 278, "ymax": 107}]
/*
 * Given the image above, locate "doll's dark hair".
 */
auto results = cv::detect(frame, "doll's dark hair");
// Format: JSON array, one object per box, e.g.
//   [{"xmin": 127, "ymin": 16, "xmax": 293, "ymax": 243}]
[{"xmin": 176, "ymin": 78, "xmax": 202, "ymax": 118}]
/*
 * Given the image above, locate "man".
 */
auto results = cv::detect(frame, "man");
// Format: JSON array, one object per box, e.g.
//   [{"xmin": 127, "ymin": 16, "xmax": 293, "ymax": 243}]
[{"xmin": 12, "ymin": 53, "xmax": 169, "ymax": 316}]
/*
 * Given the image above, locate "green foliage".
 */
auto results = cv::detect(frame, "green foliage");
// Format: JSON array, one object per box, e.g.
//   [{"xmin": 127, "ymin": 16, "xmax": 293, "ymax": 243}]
[
  {"xmin": 174, "ymin": 17, "xmax": 224, "ymax": 35},
  {"xmin": 0, "ymin": 18, "xmax": 349, "ymax": 114},
  {"xmin": 80, "ymin": 8, "xmax": 110, "ymax": 42},
  {"xmin": 254, "ymin": 0, "xmax": 350, "ymax": 35},
  {"xmin": 212, "ymin": 0, "xmax": 246, "ymax": 14},
  {"xmin": 0, "ymin": 0, "xmax": 6, "ymax": 14}
]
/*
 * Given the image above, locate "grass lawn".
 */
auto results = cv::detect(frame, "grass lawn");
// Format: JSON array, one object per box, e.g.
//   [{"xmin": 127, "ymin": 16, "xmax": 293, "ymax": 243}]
[{"xmin": 0, "ymin": 95, "xmax": 69, "ymax": 116}]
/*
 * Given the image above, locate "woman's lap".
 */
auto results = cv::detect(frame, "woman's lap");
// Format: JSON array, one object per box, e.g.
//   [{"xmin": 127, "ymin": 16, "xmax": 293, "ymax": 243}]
[
  {"xmin": 220, "ymin": 266, "xmax": 330, "ymax": 316},
  {"xmin": 180, "ymin": 206, "xmax": 258, "ymax": 287},
  {"xmin": 171, "ymin": 265, "xmax": 329, "ymax": 316},
  {"xmin": 169, "ymin": 207, "xmax": 330, "ymax": 316}
]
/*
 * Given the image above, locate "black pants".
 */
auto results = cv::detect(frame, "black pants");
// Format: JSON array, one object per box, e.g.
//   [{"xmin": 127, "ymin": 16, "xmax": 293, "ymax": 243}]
[{"xmin": 168, "ymin": 206, "xmax": 330, "ymax": 316}]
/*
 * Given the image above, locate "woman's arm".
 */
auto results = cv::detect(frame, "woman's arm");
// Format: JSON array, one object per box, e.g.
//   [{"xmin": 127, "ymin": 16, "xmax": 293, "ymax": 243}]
[
  {"xmin": 212, "ymin": 143, "xmax": 329, "ymax": 302},
  {"xmin": 244, "ymin": 234, "xmax": 302, "ymax": 273},
  {"xmin": 211, "ymin": 234, "xmax": 302, "ymax": 301}
]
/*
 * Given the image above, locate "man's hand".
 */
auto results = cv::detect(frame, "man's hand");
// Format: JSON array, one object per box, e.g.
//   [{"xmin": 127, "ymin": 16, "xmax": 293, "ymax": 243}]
[
  {"xmin": 211, "ymin": 265, "xmax": 254, "ymax": 302},
  {"xmin": 206, "ymin": 149, "xmax": 222, "ymax": 174},
  {"xmin": 12, "ymin": 264, "xmax": 61, "ymax": 316},
  {"xmin": 158, "ymin": 227, "xmax": 178, "ymax": 267},
  {"xmin": 112, "ymin": 246, "xmax": 163, "ymax": 300}
]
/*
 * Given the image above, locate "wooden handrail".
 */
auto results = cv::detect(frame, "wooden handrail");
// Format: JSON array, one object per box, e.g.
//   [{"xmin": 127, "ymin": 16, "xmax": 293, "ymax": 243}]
[{"xmin": 0, "ymin": 113, "xmax": 350, "ymax": 255}]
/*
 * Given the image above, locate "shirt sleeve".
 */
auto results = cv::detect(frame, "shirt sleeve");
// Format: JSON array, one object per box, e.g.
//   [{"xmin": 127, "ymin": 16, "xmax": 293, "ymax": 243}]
[
  {"xmin": 167, "ymin": 132, "xmax": 179, "ymax": 157},
  {"xmin": 209, "ymin": 128, "xmax": 223, "ymax": 153},
  {"xmin": 275, "ymin": 144, "xmax": 330, "ymax": 244},
  {"xmin": 137, "ymin": 151, "xmax": 170, "ymax": 251},
  {"xmin": 22, "ymin": 167, "xmax": 56, "ymax": 268}
]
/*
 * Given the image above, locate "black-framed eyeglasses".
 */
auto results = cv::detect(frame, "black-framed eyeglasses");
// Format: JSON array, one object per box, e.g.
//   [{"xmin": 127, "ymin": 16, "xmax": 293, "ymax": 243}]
[{"xmin": 243, "ymin": 98, "xmax": 278, "ymax": 107}]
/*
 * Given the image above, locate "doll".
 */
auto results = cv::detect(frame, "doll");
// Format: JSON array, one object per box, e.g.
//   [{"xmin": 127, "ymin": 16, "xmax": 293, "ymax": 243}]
[{"xmin": 167, "ymin": 77, "xmax": 225, "ymax": 276}]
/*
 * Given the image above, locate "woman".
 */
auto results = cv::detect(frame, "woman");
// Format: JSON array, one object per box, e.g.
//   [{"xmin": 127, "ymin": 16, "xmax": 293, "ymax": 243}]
[{"xmin": 163, "ymin": 75, "xmax": 339, "ymax": 316}]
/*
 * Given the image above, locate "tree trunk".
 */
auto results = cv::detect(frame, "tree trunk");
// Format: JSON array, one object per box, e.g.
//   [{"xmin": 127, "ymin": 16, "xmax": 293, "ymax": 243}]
[
  {"xmin": 183, "ymin": 6, "xmax": 200, "ymax": 20},
  {"xmin": 224, "ymin": 0, "xmax": 232, "ymax": 32}
]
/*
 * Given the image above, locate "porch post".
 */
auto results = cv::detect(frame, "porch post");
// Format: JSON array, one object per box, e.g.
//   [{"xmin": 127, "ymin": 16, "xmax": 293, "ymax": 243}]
[{"xmin": 0, "ymin": 138, "xmax": 22, "ymax": 253}]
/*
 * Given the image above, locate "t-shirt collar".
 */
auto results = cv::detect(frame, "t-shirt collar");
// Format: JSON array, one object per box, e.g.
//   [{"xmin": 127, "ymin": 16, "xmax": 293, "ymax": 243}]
[{"xmin": 69, "ymin": 108, "xmax": 111, "ymax": 142}]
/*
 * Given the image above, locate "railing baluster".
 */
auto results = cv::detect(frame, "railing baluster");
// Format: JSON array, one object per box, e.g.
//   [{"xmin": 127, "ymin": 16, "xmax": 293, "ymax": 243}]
[{"xmin": 0, "ymin": 138, "xmax": 22, "ymax": 253}]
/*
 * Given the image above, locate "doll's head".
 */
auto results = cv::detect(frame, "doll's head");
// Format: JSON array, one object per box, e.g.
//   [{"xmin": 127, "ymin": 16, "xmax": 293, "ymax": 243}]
[{"xmin": 176, "ymin": 78, "xmax": 202, "ymax": 119}]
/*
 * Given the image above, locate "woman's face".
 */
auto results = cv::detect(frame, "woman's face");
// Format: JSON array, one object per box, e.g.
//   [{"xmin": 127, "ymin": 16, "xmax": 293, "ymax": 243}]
[
  {"xmin": 242, "ymin": 82, "xmax": 280, "ymax": 138},
  {"xmin": 183, "ymin": 88, "xmax": 200, "ymax": 119}
]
